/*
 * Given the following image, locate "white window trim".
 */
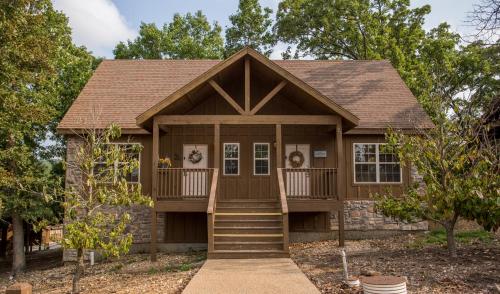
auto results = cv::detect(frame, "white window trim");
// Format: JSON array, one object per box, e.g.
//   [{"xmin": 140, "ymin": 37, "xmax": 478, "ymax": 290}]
[
  {"xmin": 223, "ymin": 143, "xmax": 240, "ymax": 176},
  {"xmin": 353, "ymin": 143, "xmax": 402, "ymax": 184},
  {"xmin": 253, "ymin": 143, "xmax": 270, "ymax": 176},
  {"xmin": 94, "ymin": 143, "xmax": 141, "ymax": 184}
]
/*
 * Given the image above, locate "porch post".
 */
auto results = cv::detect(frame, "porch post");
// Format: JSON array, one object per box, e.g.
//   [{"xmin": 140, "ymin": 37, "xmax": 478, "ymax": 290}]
[
  {"xmin": 151, "ymin": 118, "xmax": 159, "ymax": 261},
  {"xmin": 214, "ymin": 124, "xmax": 220, "ymax": 168},
  {"xmin": 336, "ymin": 122, "xmax": 345, "ymax": 247},
  {"xmin": 276, "ymin": 124, "xmax": 282, "ymax": 168}
]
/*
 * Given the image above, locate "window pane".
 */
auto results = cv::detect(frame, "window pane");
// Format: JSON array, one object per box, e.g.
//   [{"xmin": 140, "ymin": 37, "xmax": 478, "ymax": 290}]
[
  {"xmin": 355, "ymin": 144, "xmax": 376, "ymax": 162},
  {"xmin": 380, "ymin": 163, "xmax": 401, "ymax": 182},
  {"xmin": 254, "ymin": 144, "xmax": 269, "ymax": 159},
  {"xmin": 224, "ymin": 144, "xmax": 239, "ymax": 159},
  {"xmin": 255, "ymin": 159, "xmax": 269, "ymax": 175},
  {"xmin": 379, "ymin": 145, "xmax": 399, "ymax": 163},
  {"xmin": 355, "ymin": 164, "xmax": 377, "ymax": 182},
  {"xmin": 224, "ymin": 159, "xmax": 239, "ymax": 175}
]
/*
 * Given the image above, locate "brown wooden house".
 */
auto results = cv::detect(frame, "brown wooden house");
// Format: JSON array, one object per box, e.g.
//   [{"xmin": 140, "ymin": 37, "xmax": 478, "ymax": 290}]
[{"xmin": 58, "ymin": 47, "xmax": 432, "ymax": 260}]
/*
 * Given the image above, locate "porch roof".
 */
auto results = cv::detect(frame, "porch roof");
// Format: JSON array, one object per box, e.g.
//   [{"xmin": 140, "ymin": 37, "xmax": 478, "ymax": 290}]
[{"xmin": 58, "ymin": 50, "xmax": 433, "ymax": 134}]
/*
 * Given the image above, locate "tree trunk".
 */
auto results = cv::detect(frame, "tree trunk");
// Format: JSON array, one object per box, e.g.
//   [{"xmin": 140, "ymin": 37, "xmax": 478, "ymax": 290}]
[
  {"xmin": 0, "ymin": 222, "xmax": 7, "ymax": 258},
  {"xmin": 72, "ymin": 248, "xmax": 85, "ymax": 294},
  {"xmin": 11, "ymin": 213, "xmax": 26, "ymax": 275},
  {"xmin": 444, "ymin": 222, "xmax": 457, "ymax": 258}
]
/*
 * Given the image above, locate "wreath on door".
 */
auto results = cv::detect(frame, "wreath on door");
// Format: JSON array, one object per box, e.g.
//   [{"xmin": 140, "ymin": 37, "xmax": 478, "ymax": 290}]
[
  {"xmin": 188, "ymin": 149, "xmax": 203, "ymax": 164},
  {"xmin": 288, "ymin": 150, "xmax": 305, "ymax": 168}
]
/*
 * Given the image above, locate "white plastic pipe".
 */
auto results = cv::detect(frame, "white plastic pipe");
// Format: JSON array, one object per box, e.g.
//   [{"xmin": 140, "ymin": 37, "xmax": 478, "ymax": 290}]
[
  {"xmin": 89, "ymin": 251, "xmax": 95, "ymax": 266},
  {"xmin": 341, "ymin": 248, "xmax": 348, "ymax": 281}
]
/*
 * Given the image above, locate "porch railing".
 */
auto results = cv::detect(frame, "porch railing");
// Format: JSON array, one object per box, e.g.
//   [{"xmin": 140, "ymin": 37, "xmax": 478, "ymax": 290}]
[
  {"xmin": 207, "ymin": 169, "xmax": 219, "ymax": 254},
  {"xmin": 278, "ymin": 168, "xmax": 337, "ymax": 199},
  {"xmin": 157, "ymin": 168, "xmax": 215, "ymax": 199}
]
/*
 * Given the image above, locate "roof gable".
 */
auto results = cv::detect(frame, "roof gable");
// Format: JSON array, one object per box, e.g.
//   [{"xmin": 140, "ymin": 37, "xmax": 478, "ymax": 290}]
[{"xmin": 135, "ymin": 47, "xmax": 359, "ymax": 128}]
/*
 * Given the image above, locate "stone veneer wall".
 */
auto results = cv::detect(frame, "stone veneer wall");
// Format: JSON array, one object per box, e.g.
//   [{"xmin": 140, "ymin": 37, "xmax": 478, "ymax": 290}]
[
  {"xmin": 63, "ymin": 137, "xmax": 164, "ymax": 261},
  {"xmin": 329, "ymin": 164, "xmax": 428, "ymax": 235}
]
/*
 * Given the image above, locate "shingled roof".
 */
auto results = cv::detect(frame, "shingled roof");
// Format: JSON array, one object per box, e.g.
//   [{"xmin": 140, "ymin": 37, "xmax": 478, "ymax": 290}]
[{"xmin": 58, "ymin": 58, "xmax": 433, "ymax": 134}]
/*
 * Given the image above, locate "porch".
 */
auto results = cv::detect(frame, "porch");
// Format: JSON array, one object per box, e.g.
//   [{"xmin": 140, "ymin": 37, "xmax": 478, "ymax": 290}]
[{"xmin": 149, "ymin": 115, "xmax": 346, "ymax": 260}]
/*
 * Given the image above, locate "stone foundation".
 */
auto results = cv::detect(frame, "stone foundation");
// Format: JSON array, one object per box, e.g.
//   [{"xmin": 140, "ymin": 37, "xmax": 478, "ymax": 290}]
[{"xmin": 331, "ymin": 200, "xmax": 428, "ymax": 232}]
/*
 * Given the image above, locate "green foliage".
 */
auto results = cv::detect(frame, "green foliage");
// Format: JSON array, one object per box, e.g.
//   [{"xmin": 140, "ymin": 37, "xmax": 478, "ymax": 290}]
[
  {"xmin": 114, "ymin": 11, "xmax": 224, "ymax": 59},
  {"xmin": 411, "ymin": 229, "xmax": 494, "ymax": 248},
  {"xmin": 62, "ymin": 124, "xmax": 152, "ymax": 259},
  {"xmin": 225, "ymin": 0, "xmax": 276, "ymax": 57},
  {"xmin": 0, "ymin": 0, "xmax": 94, "ymax": 228},
  {"xmin": 375, "ymin": 96, "xmax": 499, "ymax": 256},
  {"xmin": 274, "ymin": 0, "xmax": 498, "ymax": 117}
]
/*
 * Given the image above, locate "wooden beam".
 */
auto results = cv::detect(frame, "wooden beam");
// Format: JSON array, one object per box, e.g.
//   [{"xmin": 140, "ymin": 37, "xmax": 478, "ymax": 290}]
[
  {"xmin": 155, "ymin": 115, "xmax": 341, "ymax": 125},
  {"xmin": 151, "ymin": 118, "xmax": 159, "ymax": 261},
  {"xmin": 208, "ymin": 80, "xmax": 245, "ymax": 115},
  {"xmin": 213, "ymin": 124, "xmax": 220, "ymax": 169},
  {"xmin": 336, "ymin": 123, "xmax": 345, "ymax": 247},
  {"xmin": 276, "ymin": 124, "xmax": 282, "ymax": 168},
  {"xmin": 245, "ymin": 58, "xmax": 250, "ymax": 113},
  {"xmin": 136, "ymin": 47, "xmax": 250, "ymax": 126},
  {"xmin": 250, "ymin": 81, "xmax": 287, "ymax": 115}
]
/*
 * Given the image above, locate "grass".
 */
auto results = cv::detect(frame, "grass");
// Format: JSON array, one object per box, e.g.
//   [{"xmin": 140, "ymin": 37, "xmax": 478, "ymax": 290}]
[{"xmin": 411, "ymin": 229, "xmax": 494, "ymax": 248}]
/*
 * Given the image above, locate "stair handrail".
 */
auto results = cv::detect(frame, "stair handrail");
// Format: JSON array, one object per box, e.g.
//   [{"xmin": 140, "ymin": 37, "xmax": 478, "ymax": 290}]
[
  {"xmin": 277, "ymin": 168, "xmax": 289, "ymax": 252},
  {"xmin": 207, "ymin": 168, "xmax": 219, "ymax": 254}
]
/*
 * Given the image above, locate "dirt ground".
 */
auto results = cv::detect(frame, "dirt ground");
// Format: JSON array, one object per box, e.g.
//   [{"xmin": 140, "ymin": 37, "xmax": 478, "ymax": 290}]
[
  {"xmin": 0, "ymin": 249, "xmax": 205, "ymax": 294},
  {"xmin": 1, "ymin": 231, "xmax": 498, "ymax": 293},
  {"xmin": 290, "ymin": 233, "xmax": 500, "ymax": 294}
]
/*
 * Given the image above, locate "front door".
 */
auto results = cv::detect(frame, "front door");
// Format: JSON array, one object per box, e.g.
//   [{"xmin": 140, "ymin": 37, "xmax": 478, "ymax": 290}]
[
  {"xmin": 285, "ymin": 144, "xmax": 311, "ymax": 196},
  {"xmin": 182, "ymin": 144, "xmax": 208, "ymax": 196}
]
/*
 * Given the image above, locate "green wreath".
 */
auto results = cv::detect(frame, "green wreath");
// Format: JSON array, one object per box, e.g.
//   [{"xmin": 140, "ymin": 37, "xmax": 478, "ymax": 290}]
[
  {"xmin": 188, "ymin": 149, "xmax": 203, "ymax": 164},
  {"xmin": 288, "ymin": 150, "xmax": 305, "ymax": 168}
]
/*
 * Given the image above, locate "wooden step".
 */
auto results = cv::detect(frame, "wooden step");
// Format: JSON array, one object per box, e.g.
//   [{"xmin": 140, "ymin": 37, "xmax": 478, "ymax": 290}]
[
  {"xmin": 217, "ymin": 201, "xmax": 280, "ymax": 209},
  {"xmin": 214, "ymin": 234, "xmax": 283, "ymax": 243},
  {"xmin": 214, "ymin": 241, "xmax": 283, "ymax": 250},
  {"xmin": 214, "ymin": 214, "xmax": 283, "ymax": 222},
  {"xmin": 215, "ymin": 219, "xmax": 282, "ymax": 227},
  {"xmin": 216, "ymin": 207, "xmax": 281, "ymax": 213},
  {"xmin": 214, "ymin": 226, "xmax": 283, "ymax": 234},
  {"xmin": 208, "ymin": 250, "xmax": 289, "ymax": 259},
  {"xmin": 215, "ymin": 212, "xmax": 282, "ymax": 216}
]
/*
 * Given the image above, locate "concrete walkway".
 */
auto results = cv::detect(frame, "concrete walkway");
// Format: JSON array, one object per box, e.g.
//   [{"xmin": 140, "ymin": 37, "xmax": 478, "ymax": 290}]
[{"xmin": 183, "ymin": 258, "xmax": 320, "ymax": 294}]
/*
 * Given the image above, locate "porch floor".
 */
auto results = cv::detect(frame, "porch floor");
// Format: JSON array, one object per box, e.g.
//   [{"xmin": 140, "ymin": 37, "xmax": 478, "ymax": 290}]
[{"xmin": 182, "ymin": 258, "xmax": 320, "ymax": 294}]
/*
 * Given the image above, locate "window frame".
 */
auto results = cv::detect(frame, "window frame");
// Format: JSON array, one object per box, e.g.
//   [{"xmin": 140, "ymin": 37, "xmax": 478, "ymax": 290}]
[
  {"xmin": 353, "ymin": 143, "xmax": 402, "ymax": 184},
  {"xmin": 253, "ymin": 142, "xmax": 270, "ymax": 176},
  {"xmin": 223, "ymin": 142, "xmax": 240, "ymax": 176},
  {"xmin": 94, "ymin": 142, "xmax": 142, "ymax": 184}
]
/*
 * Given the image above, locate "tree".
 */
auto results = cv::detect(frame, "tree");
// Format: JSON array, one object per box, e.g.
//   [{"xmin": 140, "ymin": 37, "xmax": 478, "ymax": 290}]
[
  {"xmin": 375, "ymin": 100, "xmax": 499, "ymax": 257},
  {"xmin": 63, "ymin": 123, "xmax": 152, "ymax": 294},
  {"xmin": 468, "ymin": 0, "xmax": 500, "ymax": 42},
  {"xmin": 0, "ymin": 0, "xmax": 94, "ymax": 275},
  {"xmin": 225, "ymin": 0, "xmax": 276, "ymax": 57},
  {"xmin": 274, "ymin": 0, "xmax": 498, "ymax": 115},
  {"xmin": 114, "ymin": 11, "xmax": 224, "ymax": 59}
]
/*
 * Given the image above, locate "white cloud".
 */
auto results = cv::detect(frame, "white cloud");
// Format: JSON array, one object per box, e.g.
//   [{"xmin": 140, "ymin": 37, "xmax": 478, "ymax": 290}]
[{"xmin": 53, "ymin": 0, "xmax": 136, "ymax": 58}]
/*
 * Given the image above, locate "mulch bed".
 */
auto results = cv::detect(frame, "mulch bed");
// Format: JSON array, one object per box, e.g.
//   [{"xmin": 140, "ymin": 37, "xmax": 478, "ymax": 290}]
[
  {"xmin": 290, "ymin": 233, "xmax": 500, "ymax": 293},
  {"xmin": 0, "ymin": 249, "xmax": 206, "ymax": 293}
]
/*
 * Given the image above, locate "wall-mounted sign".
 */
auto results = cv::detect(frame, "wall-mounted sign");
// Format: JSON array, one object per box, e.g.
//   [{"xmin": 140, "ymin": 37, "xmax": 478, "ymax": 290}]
[{"xmin": 313, "ymin": 150, "xmax": 327, "ymax": 158}]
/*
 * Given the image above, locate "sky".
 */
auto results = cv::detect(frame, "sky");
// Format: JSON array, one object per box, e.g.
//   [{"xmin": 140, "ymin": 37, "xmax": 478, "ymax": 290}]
[{"xmin": 52, "ymin": 0, "xmax": 479, "ymax": 59}]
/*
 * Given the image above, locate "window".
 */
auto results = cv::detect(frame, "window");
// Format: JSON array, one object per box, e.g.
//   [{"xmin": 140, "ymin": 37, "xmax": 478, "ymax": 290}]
[
  {"xmin": 353, "ymin": 143, "xmax": 401, "ymax": 183},
  {"xmin": 223, "ymin": 143, "xmax": 239, "ymax": 175},
  {"xmin": 94, "ymin": 143, "xmax": 141, "ymax": 183},
  {"xmin": 254, "ymin": 143, "xmax": 270, "ymax": 175}
]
